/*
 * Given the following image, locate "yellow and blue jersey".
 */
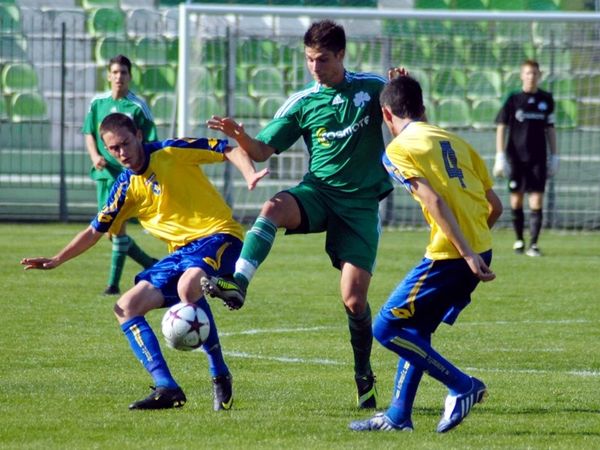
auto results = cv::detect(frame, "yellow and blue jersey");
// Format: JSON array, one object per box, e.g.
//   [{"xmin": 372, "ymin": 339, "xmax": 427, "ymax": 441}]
[
  {"xmin": 91, "ymin": 137, "xmax": 244, "ymax": 252},
  {"xmin": 383, "ymin": 121, "xmax": 493, "ymax": 260}
]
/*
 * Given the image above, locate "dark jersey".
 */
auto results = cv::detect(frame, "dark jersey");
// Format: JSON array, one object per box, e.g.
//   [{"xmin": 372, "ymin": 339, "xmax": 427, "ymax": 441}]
[{"xmin": 495, "ymin": 89, "xmax": 555, "ymax": 163}]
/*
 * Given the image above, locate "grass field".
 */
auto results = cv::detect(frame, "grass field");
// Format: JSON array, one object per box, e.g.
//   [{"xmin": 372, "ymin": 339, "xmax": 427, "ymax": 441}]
[{"xmin": 2, "ymin": 223, "xmax": 599, "ymax": 449}]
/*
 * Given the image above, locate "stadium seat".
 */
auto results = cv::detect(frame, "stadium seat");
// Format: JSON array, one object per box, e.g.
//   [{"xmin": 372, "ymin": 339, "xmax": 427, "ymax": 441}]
[
  {"xmin": 413, "ymin": 19, "xmax": 451, "ymax": 37},
  {"xmin": 532, "ymin": 21, "xmax": 569, "ymax": 46},
  {"xmin": 430, "ymin": 39, "xmax": 467, "ymax": 69},
  {"xmin": 575, "ymin": 100, "xmax": 598, "ymax": 130},
  {"xmin": 390, "ymin": 37, "xmax": 432, "ymax": 70},
  {"xmin": 133, "ymin": 36, "xmax": 168, "ymax": 66},
  {"xmin": 214, "ymin": 66, "xmax": 249, "ymax": 96},
  {"xmin": 0, "ymin": 34, "xmax": 27, "ymax": 63},
  {"xmin": 497, "ymin": 41, "xmax": 535, "ymax": 70},
  {"xmin": 139, "ymin": 65, "xmax": 176, "ymax": 95},
  {"xmin": 545, "ymin": 72, "xmax": 576, "ymax": 99},
  {"xmin": 423, "ymin": 99, "xmax": 435, "ymax": 124},
  {"xmin": 237, "ymin": 38, "xmax": 279, "ymax": 68},
  {"xmin": 234, "ymin": 94, "xmax": 258, "ymax": 118},
  {"xmin": 166, "ymin": 38, "xmax": 178, "ymax": 64},
  {"xmin": 190, "ymin": 95, "xmax": 223, "ymax": 124},
  {"xmin": 257, "ymin": 95, "xmax": 286, "ymax": 120},
  {"xmin": 502, "ymin": 70, "xmax": 522, "ymax": 95},
  {"xmin": 575, "ymin": 74, "xmax": 600, "ymax": 98},
  {"xmin": 465, "ymin": 41, "xmax": 501, "ymax": 69},
  {"xmin": 492, "ymin": 21, "xmax": 533, "ymax": 43},
  {"xmin": 149, "ymin": 93, "xmax": 175, "ymax": 126},
  {"xmin": 527, "ymin": 0, "xmax": 559, "ymax": 10},
  {"xmin": 1, "ymin": 62, "xmax": 39, "ymax": 94},
  {"xmin": 535, "ymin": 45, "xmax": 572, "ymax": 71},
  {"xmin": 126, "ymin": 8, "xmax": 163, "ymax": 38},
  {"xmin": 455, "ymin": 0, "xmax": 487, "ymax": 9},
  {"xmin": 284, "ymin": 65, "xmax": 307, "ymax": 95},
  {"xmin": 488, "ymin": 0, "xmax": 527, "ymax": 9},
  {"xmin": 190, "ymin": 66, "xmax": 214, "ymax": 94},
  {"xmin": 470, "ymin": 98, "xmax": 502, "ymax": 129},
  {"xmin": 554, "ymin": 98, "xmax": 577, "ymax": 128},
  {"xmin": 248, "ymin": 67, "xmax": 285, "ymax": 98},
  {"xmin": 10, "ymin": 92, "xmax": 47, "ymax": 122},
  {"xmin": 87, "ymin": 7, "xmax": 126, "ymax": 37},
  {"xmin": 415, "ymin": 0, "xmax": 450, "ymax": 8},
  {"xmin": 94, "ymin": 37, "xmax": 134, "ymax": 65},
  {"xmin": 408, "ymin": 68, "xmax": 431, "ymax": 99},
  {"xmin": 0, "ymin": 95, "xmax": 8, "ymax": 121},
  {"xmin": 435, "ymin": 98, "xmax": 471, "ymax": 128},
  {"xmin": 431, "ymin": 68, "xmax": 467, "ymax": 100},
  {"xmin": 200, "ymin": 38, "xmax": 227, "ymax": 68},
  {"xmin": 46, "ymin": 9, "xmax": 87, "ymax": 36},
  {"xmin": 448, "ymin": 20, "xmax": 489, "ymax": 40},
  {"xmin": 466, "ymin": 70, "xmax": 502, "ymax": 100},
  {"xmin": 0, "ymin": 4, "xmax": 20, "ymax": 33},
  {"xmin": 82, "ymin": 0, "xmax": 120, "ymax": 9},
  {"xmin": 382, "ymin": 18, "xmax": 416, "ymax": 38}
]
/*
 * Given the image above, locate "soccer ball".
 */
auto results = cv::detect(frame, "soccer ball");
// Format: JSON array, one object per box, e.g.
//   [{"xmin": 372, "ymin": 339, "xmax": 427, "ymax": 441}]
[{"xmin": 161, "ymin": 303, "xmax": 210, "ymax": 351}]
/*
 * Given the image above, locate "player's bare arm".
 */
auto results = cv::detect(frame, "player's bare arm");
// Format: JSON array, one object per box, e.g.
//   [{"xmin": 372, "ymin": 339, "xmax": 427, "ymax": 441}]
[
  {"xmin": 21, "ymin": 226, "xmax": 104, "ymax": 270},
  {"xmin": 206, "ymin": 116, "xmax": 276, "ymax": 162},
  {"xmin": 223, "ymin": 146, "xmax": 270, "ymax": 190},
  {"xmin": 486, "ymin": 189, "xmax": 503, "ymax": 229},
  {"xmin": 409, "ymin": 177, "xmax": 496, "ymax": 282}
]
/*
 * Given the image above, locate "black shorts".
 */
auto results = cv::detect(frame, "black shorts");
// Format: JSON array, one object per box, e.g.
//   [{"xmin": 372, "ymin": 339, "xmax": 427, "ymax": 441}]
[{"xmin": 508, "ymin": 159, "xmax": 547, "ymax": 193}]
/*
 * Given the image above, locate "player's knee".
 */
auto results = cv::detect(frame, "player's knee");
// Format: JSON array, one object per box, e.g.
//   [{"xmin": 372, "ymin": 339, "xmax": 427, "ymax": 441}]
[{"xmin": 177, "ymin": 268, "xmax": 205, "ymax": 302}]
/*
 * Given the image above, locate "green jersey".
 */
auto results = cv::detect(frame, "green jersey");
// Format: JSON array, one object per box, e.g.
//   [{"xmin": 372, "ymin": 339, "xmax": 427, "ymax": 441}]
[
  {"xmin": 257, "ymin": 71, "xmax": 393, "ymax": 199},
  {"xmin": 82, "ymin": 91, "xmax": 157, "ymax": 181}
]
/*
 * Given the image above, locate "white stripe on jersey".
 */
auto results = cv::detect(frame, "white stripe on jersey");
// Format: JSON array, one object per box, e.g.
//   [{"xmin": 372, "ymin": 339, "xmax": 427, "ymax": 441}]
[
  {"xmin": 126, "ymin": 91, "xmax": 154, "ymax": 121},
  {"xmin": 346, "ymin": 71, "xmax": 387, "ymax": 83},
  {"xmin": 274, "ymin": 84, "xmax": 320, "ymax": 119}
]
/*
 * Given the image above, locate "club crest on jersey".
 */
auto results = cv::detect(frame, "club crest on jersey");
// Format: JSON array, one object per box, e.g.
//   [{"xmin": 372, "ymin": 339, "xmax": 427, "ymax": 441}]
[
  {"xmin": 538, "ymin": 101, "xmax": 548, "ymax": 111},
  {"xmin": 353, "ymin": 91, "xmax": 371, "ymax": 108},
  {"xmin": 145, "ymin": 173, "xmax": 161, "ymax": 195},
  {"xmin": 332, "ymin": 94, "xmax": 344, "ymax": 106}
]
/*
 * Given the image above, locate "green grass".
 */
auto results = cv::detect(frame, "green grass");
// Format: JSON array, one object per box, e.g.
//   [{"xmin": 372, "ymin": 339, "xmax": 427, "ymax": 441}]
[{"xmin": 2, "ymin": 223, "xmax": 599, "ymax": 449}]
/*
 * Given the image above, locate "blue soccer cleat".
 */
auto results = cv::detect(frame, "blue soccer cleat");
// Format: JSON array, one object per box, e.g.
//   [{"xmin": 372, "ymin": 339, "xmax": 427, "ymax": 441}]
[
  {"xmin": 436, "ymin": 376, "xmax": 487, "ymax": 433},
  {"xmin": 349, "ymin": 412, "xmax": 413, "ymax": 432}
]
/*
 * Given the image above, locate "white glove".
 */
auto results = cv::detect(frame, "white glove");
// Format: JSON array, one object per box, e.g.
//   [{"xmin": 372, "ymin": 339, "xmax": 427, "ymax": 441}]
[
  {"xmin": 493, "ymin": 153, "xmax": 508, "ymax": 178},
  {"xmin": 548, "ymin": 154, "xmax": 559, "ymax": 177}
]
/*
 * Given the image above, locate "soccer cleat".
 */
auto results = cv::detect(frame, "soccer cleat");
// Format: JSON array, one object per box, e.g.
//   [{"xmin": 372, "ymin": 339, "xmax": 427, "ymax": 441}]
[
  {"xmin": 355, "ymin": 373, "xmax": 377, "ymax": 409},
  {"xmin": 212, "ymin": 373, "xmax": 233, "ymax": 411},
  {"xmin": 436, "ymin": 377, "xmax": 487, "ymax": 433},
  {"xmin": 201, "ymin": 275, "xmax": 246, "ymax": 310},
  {"xmin": 103, "ymin": 285, "xmax": 120, "ymax": 295},
  {"xmin": 525, "ymin": 244, "xmax": 542, "ymax": 257},
  {"xmin": 128, "ymin": 386, "xmax": 186, "ymax": 410},
  {"xmin": 512, "ymin": 240, "xmax": 525, "ymax": 254},
  {"xmin": 349, "ymin": 413, "xmax": 413, "ymax": 432}
]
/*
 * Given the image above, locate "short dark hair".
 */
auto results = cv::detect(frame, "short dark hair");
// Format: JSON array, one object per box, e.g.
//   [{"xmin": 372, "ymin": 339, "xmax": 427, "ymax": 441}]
[
  {"xmin": 379, "ymin": 76, "xmax": 425, "ymax": 120},
  {"xmin": 108, "ymin": 54, "xmax": 132, "ymax": 74},
  {"xmin": 522, "ymin": 59, "xmax": 540, "ymax": 71},
  {"xmin": 100, "ymin": 112, "xmax": 138, "ymax": 137},
  {"xmin": 303, "ymin": 20, "xmax": 346, "ymax": 54}
]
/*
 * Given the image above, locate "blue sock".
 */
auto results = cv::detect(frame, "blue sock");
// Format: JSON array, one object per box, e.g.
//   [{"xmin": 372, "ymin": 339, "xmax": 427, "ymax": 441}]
[
  {"xmin": 121, "ymin": 316, "xmax": 178, "ymax": 389},
  {"xmin": 195, "ymin": 298, "xmax": 229, "ymax": 378},
  {"xmin": 386, "ymin": 358, "xmax": 423, "ymax": 425},
  {"xmin": 373, "ymin": 323, "xmax": 471, "ymax": 395}
]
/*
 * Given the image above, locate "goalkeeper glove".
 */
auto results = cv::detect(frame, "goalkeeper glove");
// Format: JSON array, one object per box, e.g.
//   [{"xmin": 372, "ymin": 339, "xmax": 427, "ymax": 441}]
[
  {"xmin": 493, "ymin": 153, "xmax": 508, "ymax": 178},
  {"xmin": 548, "ymin": 154, "xmax": 560, "ymax": 177}
]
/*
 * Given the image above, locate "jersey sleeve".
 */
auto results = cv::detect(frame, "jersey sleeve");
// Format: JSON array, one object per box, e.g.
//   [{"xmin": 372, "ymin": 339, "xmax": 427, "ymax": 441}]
[
  {"xmin": 133, "ymin": 107, "xmax": 158, "ymax": 142},
  {"xmin": 256, "ymin": 107, "xmax": 303, "ymax": 154},
  {"xmin": 495, "ymin": 97, "xmax": 510, "ymax": 125},
  {"xmin": 158, "ymin": 137, "xmax": 229, "ymax": 164},
  {"xmin": 469, "ymin": 145, "xmax": 494, "ymax": 191},
  {"xmin": 82, "ymin": 101, "xmax": 96, "ymax": 134},
  {"xmin": 382, "ymin": 139, "xmax": 423, "ymax": 193},
  {"xmin": 90, "ymin": 172, "xmax": 135, "ymax": 234}
]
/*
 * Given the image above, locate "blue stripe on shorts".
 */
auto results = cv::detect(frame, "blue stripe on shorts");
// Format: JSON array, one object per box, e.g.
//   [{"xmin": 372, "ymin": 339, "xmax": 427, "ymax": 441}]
[{"xmin": 135, "ymin": 233, "xmax": 242, "ymax": 307}]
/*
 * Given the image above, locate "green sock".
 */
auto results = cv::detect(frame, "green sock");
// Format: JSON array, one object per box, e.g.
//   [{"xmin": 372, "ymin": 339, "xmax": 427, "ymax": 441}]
[
  {"xmin": 234, "ymin": 216, "xmax": 278, "ymax": 291},
  {"xmin": 347, "ymin": 302, "xmax": 373, "ymax": 378},
  {"xmin": 108, "ymin": 235, "xmax": 130, "ymax": 288},
  {"xmin": 126, "ymin": 236, "xmax": 156, "ymax": 268}
]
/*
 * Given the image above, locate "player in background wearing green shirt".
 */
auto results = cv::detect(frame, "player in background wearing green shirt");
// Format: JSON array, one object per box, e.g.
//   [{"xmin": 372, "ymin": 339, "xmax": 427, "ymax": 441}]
[
  {"xmin": 83, "ymin": 55, "xmax": 158, "ymax": 295},
  {"xmin": 203, "ymin": 20, "xmax": 403, "ymax": 409}
]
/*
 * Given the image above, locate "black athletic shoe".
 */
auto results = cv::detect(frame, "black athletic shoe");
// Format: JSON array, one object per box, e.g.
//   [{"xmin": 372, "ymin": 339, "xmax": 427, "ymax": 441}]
[
  {"xmin": 103, "ymin": 285, "xmax": 120, "ymax": 296},
  {"xmin": 212, "ymin": 374, "xmax": 233, "ymax": 411},
  {"xmin": 128, "ymin": 386, "xmax": 187, "ymax": 410},
  {"xmin": 201, "ymin": 276, "xmax": 246, "ymax": 310},
  {"xmin": 356, "ymin": 373, "xmax": 378, "ymax": 409}
]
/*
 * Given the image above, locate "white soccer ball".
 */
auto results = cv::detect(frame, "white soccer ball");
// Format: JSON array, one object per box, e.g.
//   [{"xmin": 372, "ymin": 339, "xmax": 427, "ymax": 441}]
[{"xmin": 161, "ymin": 303, "xmax": 210, "ymax": 351}]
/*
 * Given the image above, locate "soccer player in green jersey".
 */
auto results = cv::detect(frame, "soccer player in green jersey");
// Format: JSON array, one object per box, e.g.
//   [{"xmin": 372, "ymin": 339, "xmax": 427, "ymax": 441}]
[
  {"xmin": 203, "ymin": 20, "xmax": 400, "ymax": 409},
  {"xmin": 83, "ymin": 55, "xmax": 158, "ymax": 296}
]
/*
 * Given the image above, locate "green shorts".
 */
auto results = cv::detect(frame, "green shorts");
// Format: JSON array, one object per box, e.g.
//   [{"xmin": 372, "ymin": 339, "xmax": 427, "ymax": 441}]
[
  {"xmin": 285, "ymin": 182, "xmax": 382, "ymax": 273},
  {"xmin": 95, "ymin": 177, "xmax": 117, "ymax": 210}
]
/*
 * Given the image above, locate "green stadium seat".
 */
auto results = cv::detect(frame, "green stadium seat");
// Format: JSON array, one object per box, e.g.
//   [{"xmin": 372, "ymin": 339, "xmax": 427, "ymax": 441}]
[
  {"xmin": 493, "ymin": 21, "xmax": 533, "ymax": 43},
  {"xmin": 448, "ymin": 20, "xmax": 489, "ymax": 40},
  {"xmin": 284, "ymin": 65, "xmax": 307, "ymax": 95},
  {"xmin": 390, "ymin": 37, "xmax": 432, "ymax": 70},
  {"xmin": 94, "ymin": 37, "xmax": 134, "ymax": 65},
  {"xmin": 527, "ymin": 0, "xmax": 559, "ymax": 10},
  {"xmin": 466, "ymin": 70, "xmax": 502, "ymax": 100},
  {"xmin": 0, "ymin": 35, "xmax": 27, "ymax": 63},
  {"xmin": 234, "ymin": 94, "xmax": 258, "ymax": 118},
  {"xmin": 10, "ymin": 92, "xmax": 47, "ymax": 122},
  {"xmin": 413, "ymin": 19, "xmax": 451, "ymax": 37},
  {"xmin": 87, "ymin": 7, "xmax": 126, "ymax": 37},
  {"xmin": 431, "ymin": 68, "xmax": 467, "ymax": 100},
  {"xmin": 190, "ymin": 95, "xmax": 223, "ymax": 125},
  {"xmin": 466, "ymin": 41, "xmax": 501, "ymax": 69},
  {"xmin": 430, "ymin": 39, "xmax": 467, "ymax": 69},
  {"xmin": 470, "ymin": 98, "xmax": 502, "ymax": 129},
  {"xmin": 248, "ymin": 67, "xmax": 284, "ymax": 98},
  {"xmin": 455, "ymin": 0, "xmax": 487, "ymax": 9},
  {"xmin": 423, "ymin": 99, "xmax": 435, "ymax": 124},
  {"xmin": 554, "ymin": 98, "xmax": 577, "ymax": 128},
  {"xmin": 575, "ymin": 74, "xmax": 600, "ymax": 98},
  {"xmin": 200, "ymin": 38, "xmax": 227, "ymax": 68},
  {"xmin": 435, "ymin": 98, "xmax": 471, "ymax": 128},
  {"xmin": 82, "ymin": 0, "xmax": 120, "ymax": 9},
  {"xmin": 545, "ymin": 72, "xmax": 576, "ymax": 99},
  {"xmin": 257, "ymin": 95, "xmax": 286, "ymax": 120},
  {"xmin": 535, "ymin": 45, "xmax": 572, "ymax": 71},
  {"xmin": 149, "ymin": 93, "xmax": 175, "ymax": 126},
  {"xmin": 382, "ymin": 18, "xmax": 416, "ymax": 38},
  {"xmin": 139, "ymin": 65, "xmax": 176, "ymax": 95},
  {"xmin": 489, "ymin": 0, "xmax": 527, "ymax": 9},
  {"xmin": 497, "ymin": 41, "xmax": 535, "ymax": 70},
  {"xmin": 133, "ymin": 37, "xmax": 168, "ymax": 66},
  {"xmin": 502, "ymin": 70, "xmax": 522, "ymax": 95},
  {"xmin": 532, "ymin": 21, "xmax": 569, "ymax": 46},
  {"xmin": 126, "ymin": 8, "xmax": 164, "ymax": 38},
  {"xmin": 166, "ymin": 38, "xmax": 178, "ymax": 64},
  {"xmin": 1, "ymin": 62, "xmax": 38, "ymax": 94},
  {"xmin": 190, "ymin": 66, "xmax": 214, "ymax": 94},
  {"xmin": 409, "ymin": 68, "xmax": 431, "ymax": 99},
  {"xmin": 214, "ymin": 66, "xmax": 249, "ymax": 96},
  {"xmin": 576, "ymin": 100, "xmax": 598, "ymax": 129},
  {"xmin": 339, "ymin": 0, "xmax": 377, "ymax": 5},
  {"xmin": 237, "ymin": 38, "xmax": 279, "ymax": 68},
  {"xmin": 0, "ymin": 95, "xmax": 8, "ymax": 121},
  {"xmin": 415, "ymin": 0, "xmax": 450, "ymax": 8},
  {"xmin": 0, "ymin": 4, "xmax": 20, "ymax": 33}
]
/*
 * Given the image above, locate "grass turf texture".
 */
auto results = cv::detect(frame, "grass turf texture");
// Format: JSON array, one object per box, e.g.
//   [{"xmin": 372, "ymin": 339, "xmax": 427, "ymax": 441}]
[{"xmin": 2, "ymin": 223, "xmax": 599, "ymax": 449}]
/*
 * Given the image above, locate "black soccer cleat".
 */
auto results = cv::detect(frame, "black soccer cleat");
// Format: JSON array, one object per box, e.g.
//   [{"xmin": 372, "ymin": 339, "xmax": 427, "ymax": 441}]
[
  {"xmin": 201, "ymin": 276, "xmax": 246, "ymax": 310},
  {"xmin": 128, "ymin": 386, "xmax": 187, "ymax": 410},
  {"xmin": 103, "ymin": 285, "xmax": 120, "ymax": 296},
  {"xmin": 356, "ymin": 373, "xmax": 378, "ymax": 409},
  {"xmin": 212, "ymin": 373, "xmax": 233, "ymax": 411}
]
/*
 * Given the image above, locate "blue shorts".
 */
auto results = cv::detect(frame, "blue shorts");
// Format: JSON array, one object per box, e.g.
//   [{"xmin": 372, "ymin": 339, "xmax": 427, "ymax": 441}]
[
  {"xmin": 377, "ymin": 250, "xmax": 492, "ymax": 333},
  {"xmin": 135, "ymin": 233, "xmax": 242, "ymax": 307}
]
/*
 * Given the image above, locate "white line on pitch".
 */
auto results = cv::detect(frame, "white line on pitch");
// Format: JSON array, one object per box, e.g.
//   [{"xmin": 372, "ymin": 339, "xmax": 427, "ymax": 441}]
[
  {"xmin": 222, "ymin": 350, "xmax": 343, "ymax": 366},
  {"xmin": 219, "ymin": 326, "xmax": 337, "ymax": 337}
]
